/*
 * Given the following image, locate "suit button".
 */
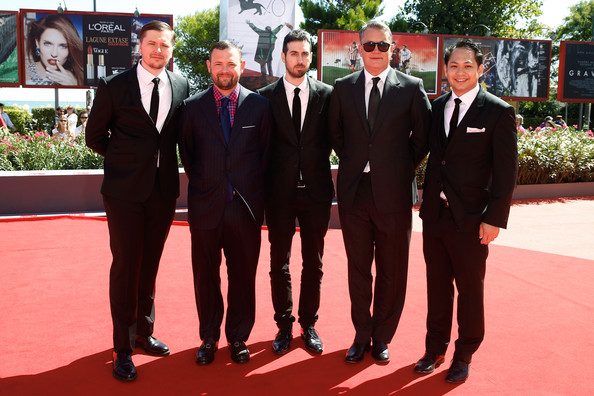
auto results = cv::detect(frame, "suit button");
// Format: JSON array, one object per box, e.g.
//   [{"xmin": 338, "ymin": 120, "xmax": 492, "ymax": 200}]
[{"xmin": 441, "ymin": 160, "xmax": 446, "ymax": 165}]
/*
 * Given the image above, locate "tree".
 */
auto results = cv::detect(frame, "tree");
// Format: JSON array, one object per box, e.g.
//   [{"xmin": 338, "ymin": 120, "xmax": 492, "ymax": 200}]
[
  {"xmin": 174, "ymin": 7, "xmax": 219, "ymax": 93},
  {"xmin": 556, "ymin": 1, "xmax": 594, "ymax": 42},
  {"xmin": 390, "ymin": 0, "xmax": 545, "ymax": 38},
  {"xmin": 299, "ymin": 0, "xmax": 384, "ymax": 68}
]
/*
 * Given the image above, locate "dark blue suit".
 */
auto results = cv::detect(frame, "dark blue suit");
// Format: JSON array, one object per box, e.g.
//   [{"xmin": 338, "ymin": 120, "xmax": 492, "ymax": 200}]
[{"xmin": 180, "ymin": 85, "xmax": 271, "ymax": 343}]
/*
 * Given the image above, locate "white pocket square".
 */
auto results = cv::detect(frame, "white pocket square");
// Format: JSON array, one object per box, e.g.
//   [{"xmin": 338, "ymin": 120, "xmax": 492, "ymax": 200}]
[
  {"xmin": 242, "ymin": 125, "xmax": 256, "ymax": 129},
  {"xmin": 466, "ymin": 127, "xmax": 486, "ymax": 133}
]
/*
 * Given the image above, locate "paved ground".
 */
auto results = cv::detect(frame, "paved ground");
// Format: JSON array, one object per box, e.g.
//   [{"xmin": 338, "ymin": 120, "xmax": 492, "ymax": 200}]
[{"xmin": 412, "ymin": 196, "xmax": 594, "ymax": 261}]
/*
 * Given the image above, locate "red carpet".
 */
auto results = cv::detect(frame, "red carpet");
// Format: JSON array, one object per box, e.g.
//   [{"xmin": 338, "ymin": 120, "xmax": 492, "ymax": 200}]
[{"xmin": 0, "ymin": 216, "xmax": 592, "ymax": 395}]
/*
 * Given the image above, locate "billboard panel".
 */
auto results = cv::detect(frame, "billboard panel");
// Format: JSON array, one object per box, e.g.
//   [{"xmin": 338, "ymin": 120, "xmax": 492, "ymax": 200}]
[
  {"xmin": 20, "ymin": 9, "xmax": 172, "ymax": 89},
  {"xmin": 441, "ymin": 36, "xmax": 551, "ymax": 101},
  {"xmin": 220, "ymin": 0, "xmax": 296, "ymax": 91},
  {"xmin": 319, "ymin": 30, "xmax": 440, "ymax": 98},
  {"xmin": 558, "ymin": 41, "xmax": 594, "ymax": 103},
  {"xmin": 0, "ymin": 11, "xmax": 20, "ymax": 87}
]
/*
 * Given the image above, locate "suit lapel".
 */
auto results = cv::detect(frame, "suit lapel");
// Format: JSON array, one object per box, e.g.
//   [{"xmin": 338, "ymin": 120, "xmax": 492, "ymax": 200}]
[
  {"xmin": 230, "ymin": 85, "xmax": 251, "ymax": 146},
  {"xmin": 302, "ymin": 77, "xmax": 320, "ymax": 140},
  {"xmin": 163, "ymin": 69, "xmax": 183, "ymax": 128},
  {"xmin": 447, "ymin": 87, "xmax": 486, "ymax": 149},
  {"xmin": 204, "ymin": 87, "xmax": 228, "ymax": 146},
  {"xmin": 127, "ymin": 66, "xmax": 154, "ymax": 128},
  {"xmin": 352, "ymin": 72, "xmax": 369, "ymax": 134},
  {"xmin": 272, "ymin": 79, "xmax": 298, "ymax": 144}
]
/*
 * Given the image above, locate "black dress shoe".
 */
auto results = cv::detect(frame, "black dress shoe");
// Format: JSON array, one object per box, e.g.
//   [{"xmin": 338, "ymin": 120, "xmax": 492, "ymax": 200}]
[
  {"xmin": 228, "ymin": 341, "xmax": 250, "ymax": 363},
  {"xmin": 371, "ymin": 340, "xmax": 390, "ymax": 363},
  {"xmin": 301, "ymin": 327, "xmax": 323, "ymax": 354},
  {"xmin": 445, "ymin": 359, "xmax": 470, "ymax": 383},
  {"xmin": 345, "ymin": 342, "xmax": 370, "ymax": 363},
  {"xmin": 112, "ymin": 351, "xmax": 137, "ymax": 382},
  {"xmin": 196, "ymin": 339, "xmax": 218, "ymax": 365},
  {"xmin": 272, "ymin": 328, "xmax": 292, "ymax": 354},
  {"xmin": 135, "ymin": 335, "xmax": 170, "ymax": 356},
  {"xmin": 414, "ymin": 352, "xmax": 445, "ymax": 374}
]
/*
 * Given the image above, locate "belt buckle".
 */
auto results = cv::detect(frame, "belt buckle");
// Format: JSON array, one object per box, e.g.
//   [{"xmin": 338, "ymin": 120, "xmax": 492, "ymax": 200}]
[{"xmin": 297, "ymin": 180, "xmax": 306, "ymax": 189}]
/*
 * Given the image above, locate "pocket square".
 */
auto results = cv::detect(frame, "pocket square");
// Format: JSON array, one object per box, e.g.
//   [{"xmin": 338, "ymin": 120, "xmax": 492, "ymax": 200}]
[
  {"xmin": 242, "ymin": 125, "xmax": 256, "ymax": 129},
  {"xmin": 466, "ymin": 127, "xmax": 486, "ymax": 133}
]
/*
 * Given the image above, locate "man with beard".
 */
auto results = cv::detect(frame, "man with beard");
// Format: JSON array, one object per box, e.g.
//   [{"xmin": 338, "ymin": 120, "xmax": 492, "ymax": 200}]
[
  {"xmin": 86, "ymin": 21, "xmax": 190, "ymax": 381},
  {"xmin": 179, "ymin": 40, "xmax": 271, "ymax": 365},
  {"xmin": 258, "ymin": 29, "xmax": 334, "ymax": 355}
]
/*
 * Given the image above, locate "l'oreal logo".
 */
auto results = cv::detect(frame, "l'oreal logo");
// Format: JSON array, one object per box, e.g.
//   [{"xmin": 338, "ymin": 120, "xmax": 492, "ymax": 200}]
[{"xmin": 88, "ymin": 23, "xmax": 126, "ymax": 34}]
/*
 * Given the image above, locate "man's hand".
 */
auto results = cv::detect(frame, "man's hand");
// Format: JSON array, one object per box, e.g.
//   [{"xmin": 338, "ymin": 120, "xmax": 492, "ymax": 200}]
[{"xmin": 479, "ymin": 222, "xmax": 500, "ymax": 245}]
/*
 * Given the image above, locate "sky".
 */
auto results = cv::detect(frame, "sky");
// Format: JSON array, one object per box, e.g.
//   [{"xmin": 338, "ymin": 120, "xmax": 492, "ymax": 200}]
[{"xmin": 0, "ymin": 0, "xmax": 583, "ymax": 105}]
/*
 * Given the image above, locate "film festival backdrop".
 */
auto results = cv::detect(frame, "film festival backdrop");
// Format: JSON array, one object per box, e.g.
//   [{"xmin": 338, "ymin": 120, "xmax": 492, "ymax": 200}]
[
  {"xmin": 219, "ymin": 0, "xmax": 297, "ymax": 91},
  {"xmin": 15, "ymin": 9, "xmax": 172, "ymax": 89},
  {"xmin": 558, "ymin": 41, "xmax": 594, "ymax": 103}
]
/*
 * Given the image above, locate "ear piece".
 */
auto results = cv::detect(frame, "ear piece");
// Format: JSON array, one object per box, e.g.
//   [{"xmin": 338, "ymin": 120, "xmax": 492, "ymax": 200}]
[{"xmin": 36, "ymin": 47, "xmax": 40, "ymax": 57}]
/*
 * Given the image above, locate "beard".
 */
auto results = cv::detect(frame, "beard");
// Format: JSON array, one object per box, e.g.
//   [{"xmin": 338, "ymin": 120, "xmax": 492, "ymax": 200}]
[
  {"xmin": 287, "ymin": 64, "xmax": 307, "ymax": 79},
  {"xmin": 212, "ymin": 73, "xmax": 238, "ymax": 91}
]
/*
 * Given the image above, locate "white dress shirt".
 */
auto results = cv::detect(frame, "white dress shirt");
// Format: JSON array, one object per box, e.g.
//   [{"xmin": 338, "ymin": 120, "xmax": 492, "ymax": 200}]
[
  {"xmin": 444, "ymin": 84, "xmax": 480, "ymax": 136},
  {"xmin": 283, "ymin": 76, "xmax": 309, "ymax": 132},
  {"xmin": 362, "ymin": 67, "xmax": 390, "ymax": 172},
  {"xmin": 137, "ymin": 61, "xmax": 172, "ymax": 133}
]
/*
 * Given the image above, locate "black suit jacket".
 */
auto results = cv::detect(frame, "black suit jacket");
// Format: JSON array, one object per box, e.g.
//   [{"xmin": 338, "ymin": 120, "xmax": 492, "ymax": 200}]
[
  {"xmin": 180, "ymin": 85, "xmax": 272, "ymax": 229},
  {"xmin": 86, "ymin": 65, "xmax": 190, "ymax": 202},
  {"xmin": 419, "ymin": 87, "xmax": 518, "ymax": 232},
  {"xmin": 258, "ymin": 76, "xmax": 334, "ymax": 204},
  {"xmin": 329, "ymin": 68, "xmax": 431, "ymax": 213}
]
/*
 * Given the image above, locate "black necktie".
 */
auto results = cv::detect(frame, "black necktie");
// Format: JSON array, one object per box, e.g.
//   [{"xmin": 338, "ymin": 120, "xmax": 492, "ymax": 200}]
[
  {"xmin": 368, "ymin": 77, "xmax": 380, "ymax": 131},
  {"xmin": 292, "ymin": 87, "xmax": 301, "ymax": 138},
  {"xmin": 149, "ymin": 77, "xmax": 160, "ymax": 125},
  {"xmin": 448, "ymin": 98, "xmax": 461, "ymax": 141},
  {"xmin": 220, "ymin": 97, "xmax": 232, "ymax": 144}
]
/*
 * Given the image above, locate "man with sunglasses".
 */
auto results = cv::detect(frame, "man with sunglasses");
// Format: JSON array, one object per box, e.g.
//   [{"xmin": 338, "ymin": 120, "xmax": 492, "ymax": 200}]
[
  {"xmin": 329, "ymin": 20, "xmax": 431, "ymax": 364},
  {"xmin": 74, "ymin": 110, "xmax": 88, "ymax": 137}
]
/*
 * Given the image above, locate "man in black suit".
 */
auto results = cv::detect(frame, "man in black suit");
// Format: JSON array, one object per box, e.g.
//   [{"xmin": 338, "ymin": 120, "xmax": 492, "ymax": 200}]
[
  {"xmin": 258, "ymin": 29, "xmax": 333, "ymax": 355},
  {"xmin": 414, "ymin": 39, "xmax": 518, "ymax": 383},
  {"xmin": 180, "ymin": 40, "xmax": 271, "ymax": 365},
  {"xmin": 86, "ymin": 21, "xmax": 190, "ymax": 382},
  {"xmin": 328, "ymin": 21, "xmax": 431, "ymax": 364}
]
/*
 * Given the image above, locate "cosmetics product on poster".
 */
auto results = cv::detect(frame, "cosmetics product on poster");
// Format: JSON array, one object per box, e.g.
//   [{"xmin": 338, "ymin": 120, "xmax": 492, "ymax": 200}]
[{"xmin": 83, "ymin": 15, "xmax": 130, "ymax": 85}]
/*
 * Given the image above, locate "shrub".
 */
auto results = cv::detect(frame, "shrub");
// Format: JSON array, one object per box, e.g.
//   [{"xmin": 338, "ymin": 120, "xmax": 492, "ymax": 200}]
[
  {"xmin": 3, "ymin": 107, "xmax": 35, "ymax": 133},
  {"xmin": 31, "ymin": 107, "xmax": 58, "ymax": 133}
]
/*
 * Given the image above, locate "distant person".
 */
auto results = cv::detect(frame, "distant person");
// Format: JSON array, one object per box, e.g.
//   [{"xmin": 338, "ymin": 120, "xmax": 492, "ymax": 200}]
[
  {"xmin": 52, "ymin": 114, "xmax": 73, "ymax": 138},
  {"xmin": 0, "ymin": 103, "xmax": 16, "ymax": 132},
  {"xmin": 348, "ymin": 41, "xmax": 358, "ymax": 72},
  {"xmin": 66, "ymin": 105, "xmax": 78, "ymax": 131},
  {"xmin": 540, "ymin": 116, "xmax": 555, "ymax": 128},
  {"xmin": 554, "ymin": 115, "xmax": 567, "ymax": 128},
  {"xmin": 390, "ymin": 44, "xmax": 401, "ymax": 70},
  {"xmin": 516, "ymin": 114, "xmax": 525, "ymax": 133},
  {"xmin": 85, "ymin": 20, "xmax": 190, "ymax": 382},
  {"xmin": 25, "ymin": 14, "xmax": 83, "ymax": 86},
  {"xmin": 74, "ymin": 110, "xmax": 88, "ymax": 137},
  {"xmin": 400, "ymin": 44, "xmax": 412, "ymax": 75},
  {"xmin": 53, "ymin": 106, "xmax": 64, "ymax": 129}
]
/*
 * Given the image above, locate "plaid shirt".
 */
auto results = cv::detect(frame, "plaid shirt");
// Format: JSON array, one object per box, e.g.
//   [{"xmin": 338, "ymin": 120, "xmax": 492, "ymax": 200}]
[{"xmin": 213, "ymin": 85, "xmax": 239, "ymax": 127}]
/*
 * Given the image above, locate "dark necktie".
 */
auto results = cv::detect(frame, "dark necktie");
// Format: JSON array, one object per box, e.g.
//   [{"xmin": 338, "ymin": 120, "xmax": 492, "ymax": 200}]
[
  {"xmin": 149, "ymin": 77, "xmax": 160, "ymax": 125},
  {"xmin": 292, "ymin": 87, "xmax": 301, "ymax": 138},
  {"xmin": 368, "ymin": 77, "xmax": 380, "ymax": 131},
  {"xmin": 448, "ymin": 98, "xmax": 462, "ymax": 142},
  {"xmin": 220, "ymin": 97, "xmax": 232, "ymax": 144}
]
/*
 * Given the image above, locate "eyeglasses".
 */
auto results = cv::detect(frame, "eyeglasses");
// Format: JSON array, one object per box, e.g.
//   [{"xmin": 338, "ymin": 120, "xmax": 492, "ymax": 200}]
[
  {"xmin": 59, "ymin": 119, "xmax": 68, "ymax": 122},
  {"xmin": 361, "ymin": 41, "xmax": 391, "ymax": 53},
  {"xmin": 80, "ymin": 116, "xmax": 88, "ymax": 119}
]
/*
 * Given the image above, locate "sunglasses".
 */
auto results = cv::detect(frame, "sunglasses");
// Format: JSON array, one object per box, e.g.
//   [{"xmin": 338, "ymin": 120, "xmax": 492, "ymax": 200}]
[
  {"xmin": 59, "ymin": 119, "xmax": 68, "ymax": 122},
  {"xmin": 80, "ymin": 116, "xmax": 88, "ymax": 119},
  {"xmin": 361, "ymin": 41, "xmax": 391, "ymax": 52}
]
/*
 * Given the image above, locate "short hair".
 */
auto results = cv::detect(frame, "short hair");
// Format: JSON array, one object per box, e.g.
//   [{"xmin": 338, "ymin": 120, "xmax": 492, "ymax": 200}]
[
  {"xmin": 282, "ymin": 29, "xmax": 312, "ymax": 54},
  {"xmin": 139, "ymin": 20, "xmax": 175, "ymax": 44},
  {"xmin": 66, "ymin": 105, "xmax": 74, "ymax": 110},
  {"xmin": 555, "ymin": 115, "xmax": 563, "ymax": 120},
  {"xmin": 359, "ymin": 20, "xmax": 392, "ymax": 43},
  {"xmin": 444, "ymin": 38, "xmax": 484, "ymax": 66},
  {"xmin": 209, "ymin": 40, "xmax": 242, "ymax": 61}
]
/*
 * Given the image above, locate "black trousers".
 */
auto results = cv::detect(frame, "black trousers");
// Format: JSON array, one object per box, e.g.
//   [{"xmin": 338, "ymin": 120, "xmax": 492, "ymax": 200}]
[
  {"xmin": 190, "ymin": 196, "xmax": 261, "ymax": 343},
  {"xmin": 338, "ymin": 174, "xmax": 412, "ymax": 344},
  {"xmin": 422, "ymin": 206, "xmax": 488, "ymax": 363},
  {"xmin": 103, "ymin": 176, "xmax": 176, "ymax": 354},
  {"xmin": 266, "ymin": 189, "xmax": 331, "ymax": 330}
]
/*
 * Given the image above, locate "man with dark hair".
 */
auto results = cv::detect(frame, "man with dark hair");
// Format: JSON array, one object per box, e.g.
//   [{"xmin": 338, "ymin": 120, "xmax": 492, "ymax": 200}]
[
  {"xmin": 258, "ymin": 29, "xmax": 334, "ymax": 355},
  {"xmin": 180, "ymin": 40, "xmax": 271, "ymax": 366},
  {"xmin": 329, "ymin": 20, "xmax": 431, "ymax": 364},
  {"xmin": 86, "ymin": 20, "xmax": 190, "ymax": 382},
  {"xmin": 414, "ymin": 38, "xmax": 517, "ymax": 383}
]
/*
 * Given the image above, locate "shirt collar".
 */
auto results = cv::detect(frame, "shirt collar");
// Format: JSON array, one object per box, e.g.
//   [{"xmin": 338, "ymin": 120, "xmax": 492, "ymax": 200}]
[
  {"xmin": 283, "ymin": 76, "xmax": 309, "ymax": 94},
  {"xmin": 451, "ymin": 84, "xmax": 480, "ymax": 105},
  {"xmin": 137, "ymin": 61, "xmax": 168, "ymax": 87},
  {"xmin": 364, "ymin": 67, "xmax": 390, "ymax": 85},
  {"xmin": 213, "ymin": 85, "xmax": 240, "ymax": 103}
]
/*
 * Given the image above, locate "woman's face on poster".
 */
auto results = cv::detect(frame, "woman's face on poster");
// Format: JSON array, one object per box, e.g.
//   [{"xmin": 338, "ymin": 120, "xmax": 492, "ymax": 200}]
[{"xmin": 36, "ymin": 28, "xmax": 69, "ymax": 70}]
